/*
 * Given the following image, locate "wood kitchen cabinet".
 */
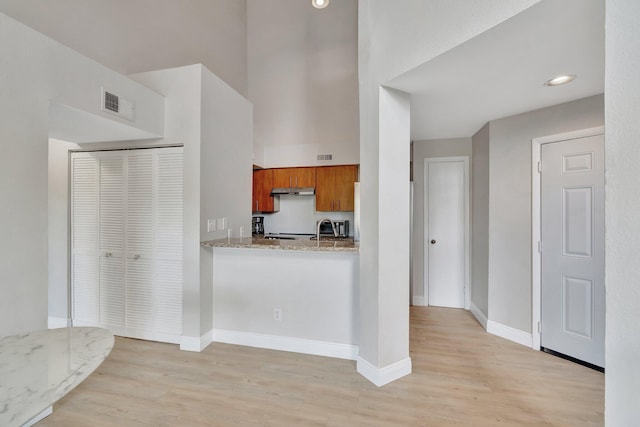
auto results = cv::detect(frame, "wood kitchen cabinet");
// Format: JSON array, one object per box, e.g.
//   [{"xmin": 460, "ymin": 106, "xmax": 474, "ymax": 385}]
[
  {"xmin": 315, "ymin": 165, "xmax": 358, "ymax": 212},
  {"xmin": 272, "ymin": 167, "xmax": 316, "ymax": 188},
  {"xmin": 253, "ymin": 169, "xmax": 278, "ymax": 213}
]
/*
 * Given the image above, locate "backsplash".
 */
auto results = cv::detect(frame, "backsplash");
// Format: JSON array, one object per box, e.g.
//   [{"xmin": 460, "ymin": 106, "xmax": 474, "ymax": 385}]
[{"xmin": 258, "ymin": 196, "xmax": 354, "ymax": 235}]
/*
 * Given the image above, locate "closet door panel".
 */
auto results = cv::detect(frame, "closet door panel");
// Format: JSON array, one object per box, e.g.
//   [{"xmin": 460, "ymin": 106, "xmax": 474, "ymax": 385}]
[
  {"xmin": 125, "ymin": 257, "xmax": 154, "ymax": 331},
  {"xmin": 126, "ymin": 152, "xmax": 154, "ymax": 257},
  {"xmin": 72, "ymin": 254, "xmax": 99, "ymax": 323},
  {"xmin": 100, "ymin": 256, "xmax": 125, "ymax": 327},
  {"xmin": 71, "ymin": 154, "xmax": 99, "ymax": 324},
  {"xmin": 125, "ymin": 151, "xmax": 155, "ymax": 332},
  {"xmin": 155, "ymin": 149, "xmax": 184, "ymax": 337},
  {"xmin": 98, "ymin": 154, "xmax": 125, "ymax": 327}
]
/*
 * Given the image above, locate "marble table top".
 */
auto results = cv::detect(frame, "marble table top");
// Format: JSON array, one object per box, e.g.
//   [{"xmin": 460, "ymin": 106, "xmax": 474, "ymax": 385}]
[{"xmin": 0, "ymin": 327, "xmax": 114, "ymax": 427}]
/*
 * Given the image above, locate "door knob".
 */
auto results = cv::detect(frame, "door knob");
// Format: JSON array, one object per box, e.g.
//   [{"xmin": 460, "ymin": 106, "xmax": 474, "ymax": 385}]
[{"xmin": 430, "ymin": 239, "xmax": 436, "ymax": 244}]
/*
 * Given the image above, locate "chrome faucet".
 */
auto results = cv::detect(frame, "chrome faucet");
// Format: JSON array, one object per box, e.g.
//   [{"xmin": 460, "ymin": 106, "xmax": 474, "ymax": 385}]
[{"xmin": 316, "ymin": 218, "xmax": 337, "ymax": 241}]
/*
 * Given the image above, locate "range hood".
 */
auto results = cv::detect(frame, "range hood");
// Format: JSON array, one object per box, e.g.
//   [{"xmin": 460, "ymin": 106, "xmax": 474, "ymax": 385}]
[{"xmin": 270, "ymin": 187, "xmax": 315, "ymax": 196}]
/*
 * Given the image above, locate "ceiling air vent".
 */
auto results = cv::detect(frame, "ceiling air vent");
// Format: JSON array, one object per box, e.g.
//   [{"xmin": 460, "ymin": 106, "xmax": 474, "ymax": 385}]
[
  {"xmin": 317, "ymin": 154, "xmax": 333, "ymax": 161},
  {"xmin": 101, "ymin": 88, "xmax": 135, "ymax": 121}
]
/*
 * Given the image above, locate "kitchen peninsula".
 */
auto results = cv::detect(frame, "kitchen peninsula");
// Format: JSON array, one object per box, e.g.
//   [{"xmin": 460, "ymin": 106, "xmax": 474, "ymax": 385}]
[{"xmin": 203, "ymin": 235, "xmax": 359, "ymax": 361}]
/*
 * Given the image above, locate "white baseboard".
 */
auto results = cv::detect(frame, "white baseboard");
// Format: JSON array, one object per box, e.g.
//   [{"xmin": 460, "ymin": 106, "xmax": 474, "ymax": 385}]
[
  {"xmin": 469, "ymin": 303, "xmax": 488, "ymax": 330},
  {"xmin": 24, "ymin": 405, "xmax": 52, "ymax": 426},
  {"xmin": 356, "ymin": 356, "xmax": 412, "ymax": 387},
  {"xmin": 487, "ymin": 320, "xmax": 532, "ymax": 348},
  {"xmin": 213, "ymin": 329, "xmax": 359, "ymax": 361},
  {"xmin": 48, "ymin": 316, "xmax": 69, "ymax": 329},
  {"xmin": 412, "ymin": 296, "xmax": 426, "ymax": 306},
  {"xmin": 180, "ymin": 329, "xmax": 214, "ymax": 352}
]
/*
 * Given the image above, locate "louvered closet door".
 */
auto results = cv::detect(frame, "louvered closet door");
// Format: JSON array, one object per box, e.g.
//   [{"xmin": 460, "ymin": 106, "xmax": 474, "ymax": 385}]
[
  {"xmin": 98, "ymin": 152, "xmax": 125, "ymax": 329},
  {"xmin": 125, "ymin": 151, "xmax": 155, "ymax": 335},
  {"xmin": 72, "ymin": 147, "xmax": 183, "ymax": 343},
  {"xmin": 154, "ymin": 148, "xmax": 183, "ymax": 339},
  {"xmin": 71, "ymin": 153, "xmax": 100, "ymax": 324}
]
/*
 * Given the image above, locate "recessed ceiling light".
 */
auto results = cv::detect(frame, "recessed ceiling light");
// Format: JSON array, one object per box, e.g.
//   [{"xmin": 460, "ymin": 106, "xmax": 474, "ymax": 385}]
[
  {"xmin": 544, "ymin": 75, "xmax": 577, "ymax": 86},
  {"xmin": 312, "ymin": 0, "xmax": 329, "ymax": 9}
]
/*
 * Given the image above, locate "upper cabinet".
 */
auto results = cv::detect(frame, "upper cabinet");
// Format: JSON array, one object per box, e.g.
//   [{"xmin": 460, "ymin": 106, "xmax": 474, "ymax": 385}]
[
  {"xmin": 316, "ymin": 165, "xmax": 358, "ymax": 212},
  {"xmin": 272, "ymin": 167, "xmax": 316, "ymax": 188},
  {"xmin": 253, "ymin": 169, "xmax": 279, "ymax": 213}
]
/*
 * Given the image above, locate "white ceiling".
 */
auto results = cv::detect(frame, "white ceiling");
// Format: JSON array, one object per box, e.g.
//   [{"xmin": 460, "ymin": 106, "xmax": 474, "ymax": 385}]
[{"xmin": 386, "ymin": 0, "xmax": 605, "ymax": 141}]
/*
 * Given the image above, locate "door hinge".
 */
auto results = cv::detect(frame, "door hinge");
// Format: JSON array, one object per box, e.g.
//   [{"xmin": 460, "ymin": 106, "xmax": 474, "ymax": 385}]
[
  {"xmin": 538, "ymin": 241, "xmax": 542, "ymax": 253},
  {"xmin": 538, "ymin": 321, "xmax": 541, "ymax": 334},
  {"xmin": 537, "ymin": 161, "xmax": 542, "ymax": 173}
]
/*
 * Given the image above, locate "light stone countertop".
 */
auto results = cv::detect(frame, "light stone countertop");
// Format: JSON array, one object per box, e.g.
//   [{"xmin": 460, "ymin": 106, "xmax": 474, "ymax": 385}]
[
  {"xmin": 0, "ymin": 327, "xmax": 114, "ymax": 427},
  {"xmin": 201, "ymin": 236, "xmax": 359, "ymax": 253}
]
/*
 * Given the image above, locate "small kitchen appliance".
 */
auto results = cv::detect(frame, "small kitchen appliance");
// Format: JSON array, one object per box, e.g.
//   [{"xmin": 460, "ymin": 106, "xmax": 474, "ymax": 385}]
[
  {"xmin": 252, "ymin": 216, "xmax": 264, "ymax": 235},
  {"xmin": 317, "ymin": 219, "xmax": 349, "ymax": 237}
]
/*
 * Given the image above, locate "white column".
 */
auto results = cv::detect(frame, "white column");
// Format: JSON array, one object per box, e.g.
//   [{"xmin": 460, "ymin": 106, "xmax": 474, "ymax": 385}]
[{"xmin": 357, "ymin": 86, "xmax": 412, "ymax": 386}]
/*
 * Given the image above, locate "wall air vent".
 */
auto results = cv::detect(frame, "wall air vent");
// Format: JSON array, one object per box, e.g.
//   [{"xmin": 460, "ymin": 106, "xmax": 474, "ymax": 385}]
[
  {"xmin": 101, "ymin": 88, "xmax": 135, "ymax": 122},
  {"xmin": 317, "ymin": 154, "xmax": 333, "ymax": 161}
]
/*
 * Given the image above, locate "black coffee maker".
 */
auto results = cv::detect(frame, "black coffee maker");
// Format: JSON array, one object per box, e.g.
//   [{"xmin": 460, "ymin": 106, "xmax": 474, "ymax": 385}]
[{"xmin": 252, "ymin": 216, "xmax": 264, "ymax": 235}]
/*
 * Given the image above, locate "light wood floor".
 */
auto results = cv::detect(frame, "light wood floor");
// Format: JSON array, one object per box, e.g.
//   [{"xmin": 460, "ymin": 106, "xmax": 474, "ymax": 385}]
[{"xmin": 38, "ymin": 307, "xmax": 604, "ymax": 426}]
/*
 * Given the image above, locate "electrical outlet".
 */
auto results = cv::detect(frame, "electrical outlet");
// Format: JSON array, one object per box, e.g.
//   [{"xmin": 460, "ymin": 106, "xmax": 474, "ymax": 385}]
[
  {"xmin": 273, "ymin": 308, "xmax": 282, "ymax": 321},
  {"xmin": 207, "ymin": 219, "xmax": 216, "ymax": 232},
  {"xmin": 217, "ymin": 218, "xmax": 224, "ymax": 230}
]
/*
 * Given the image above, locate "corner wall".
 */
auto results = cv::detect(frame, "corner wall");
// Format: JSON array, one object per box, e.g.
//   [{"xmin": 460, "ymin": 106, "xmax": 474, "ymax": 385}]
[
  {"xmin": 471, "ymin": 124, "xmax": 490, "ymax": 319},
  {"xmin": 200, "ymin": 66, "xmax": 253, "ymax": 333},
  {"xmin": 605, "ymin": 0, "xmax": 640, "ymax": 423},
  {"xmin": 487, "ymin": 95, "xmax": 604, "ymax": 333}
]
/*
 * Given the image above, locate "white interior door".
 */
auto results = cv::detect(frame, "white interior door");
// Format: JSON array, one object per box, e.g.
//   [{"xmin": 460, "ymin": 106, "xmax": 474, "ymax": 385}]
[
  {"xmin": 541, "ymin": 134, "xmax": 604, "ymax": 367},
  {"xmin": 425, "ymin": 158, "xmax": 468, "ymax": 308}
]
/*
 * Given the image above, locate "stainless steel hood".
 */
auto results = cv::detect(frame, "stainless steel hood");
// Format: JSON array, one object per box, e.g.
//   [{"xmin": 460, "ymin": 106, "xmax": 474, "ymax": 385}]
[{"xmin": 270, "ymin": 187, "xmax": 315, "ymax": 196}]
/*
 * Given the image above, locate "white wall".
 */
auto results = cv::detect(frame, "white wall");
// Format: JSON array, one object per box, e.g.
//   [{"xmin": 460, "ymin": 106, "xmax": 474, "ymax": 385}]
[
  {"xmin": 411, "ymin": 138, "xmax": 472, "ymax": 304},
  {"xmin": 605, "ymin": 0, "xmax": 640, "ymax": 423},
  {"xmin": 0, "ymin": 0, "xmax": 248, "ymax": 96},
  {"xmin": 471, "ymin": 125, "xmax": 490, "ymax": 318},
  {"xmin": 0, "ymin": 12, "xmax": 165, "ymax": 338},
  {"xmin": 213, "ymin": 248, "xmax": 359, "ymax": 347},
  {"xmin": 247, "ymin": 0, "xmax": 359, "ymax": 168},
  {"xmin": 200, "ymin": 66, "xmax": 253, "ymax": 331},
  {"xmin": 357, "ymin": 0, "xmax": 538, "ymax": 380},
  {"xmin": 487, "ymin": 95, "xmax": 604, "ymax": 333}
]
